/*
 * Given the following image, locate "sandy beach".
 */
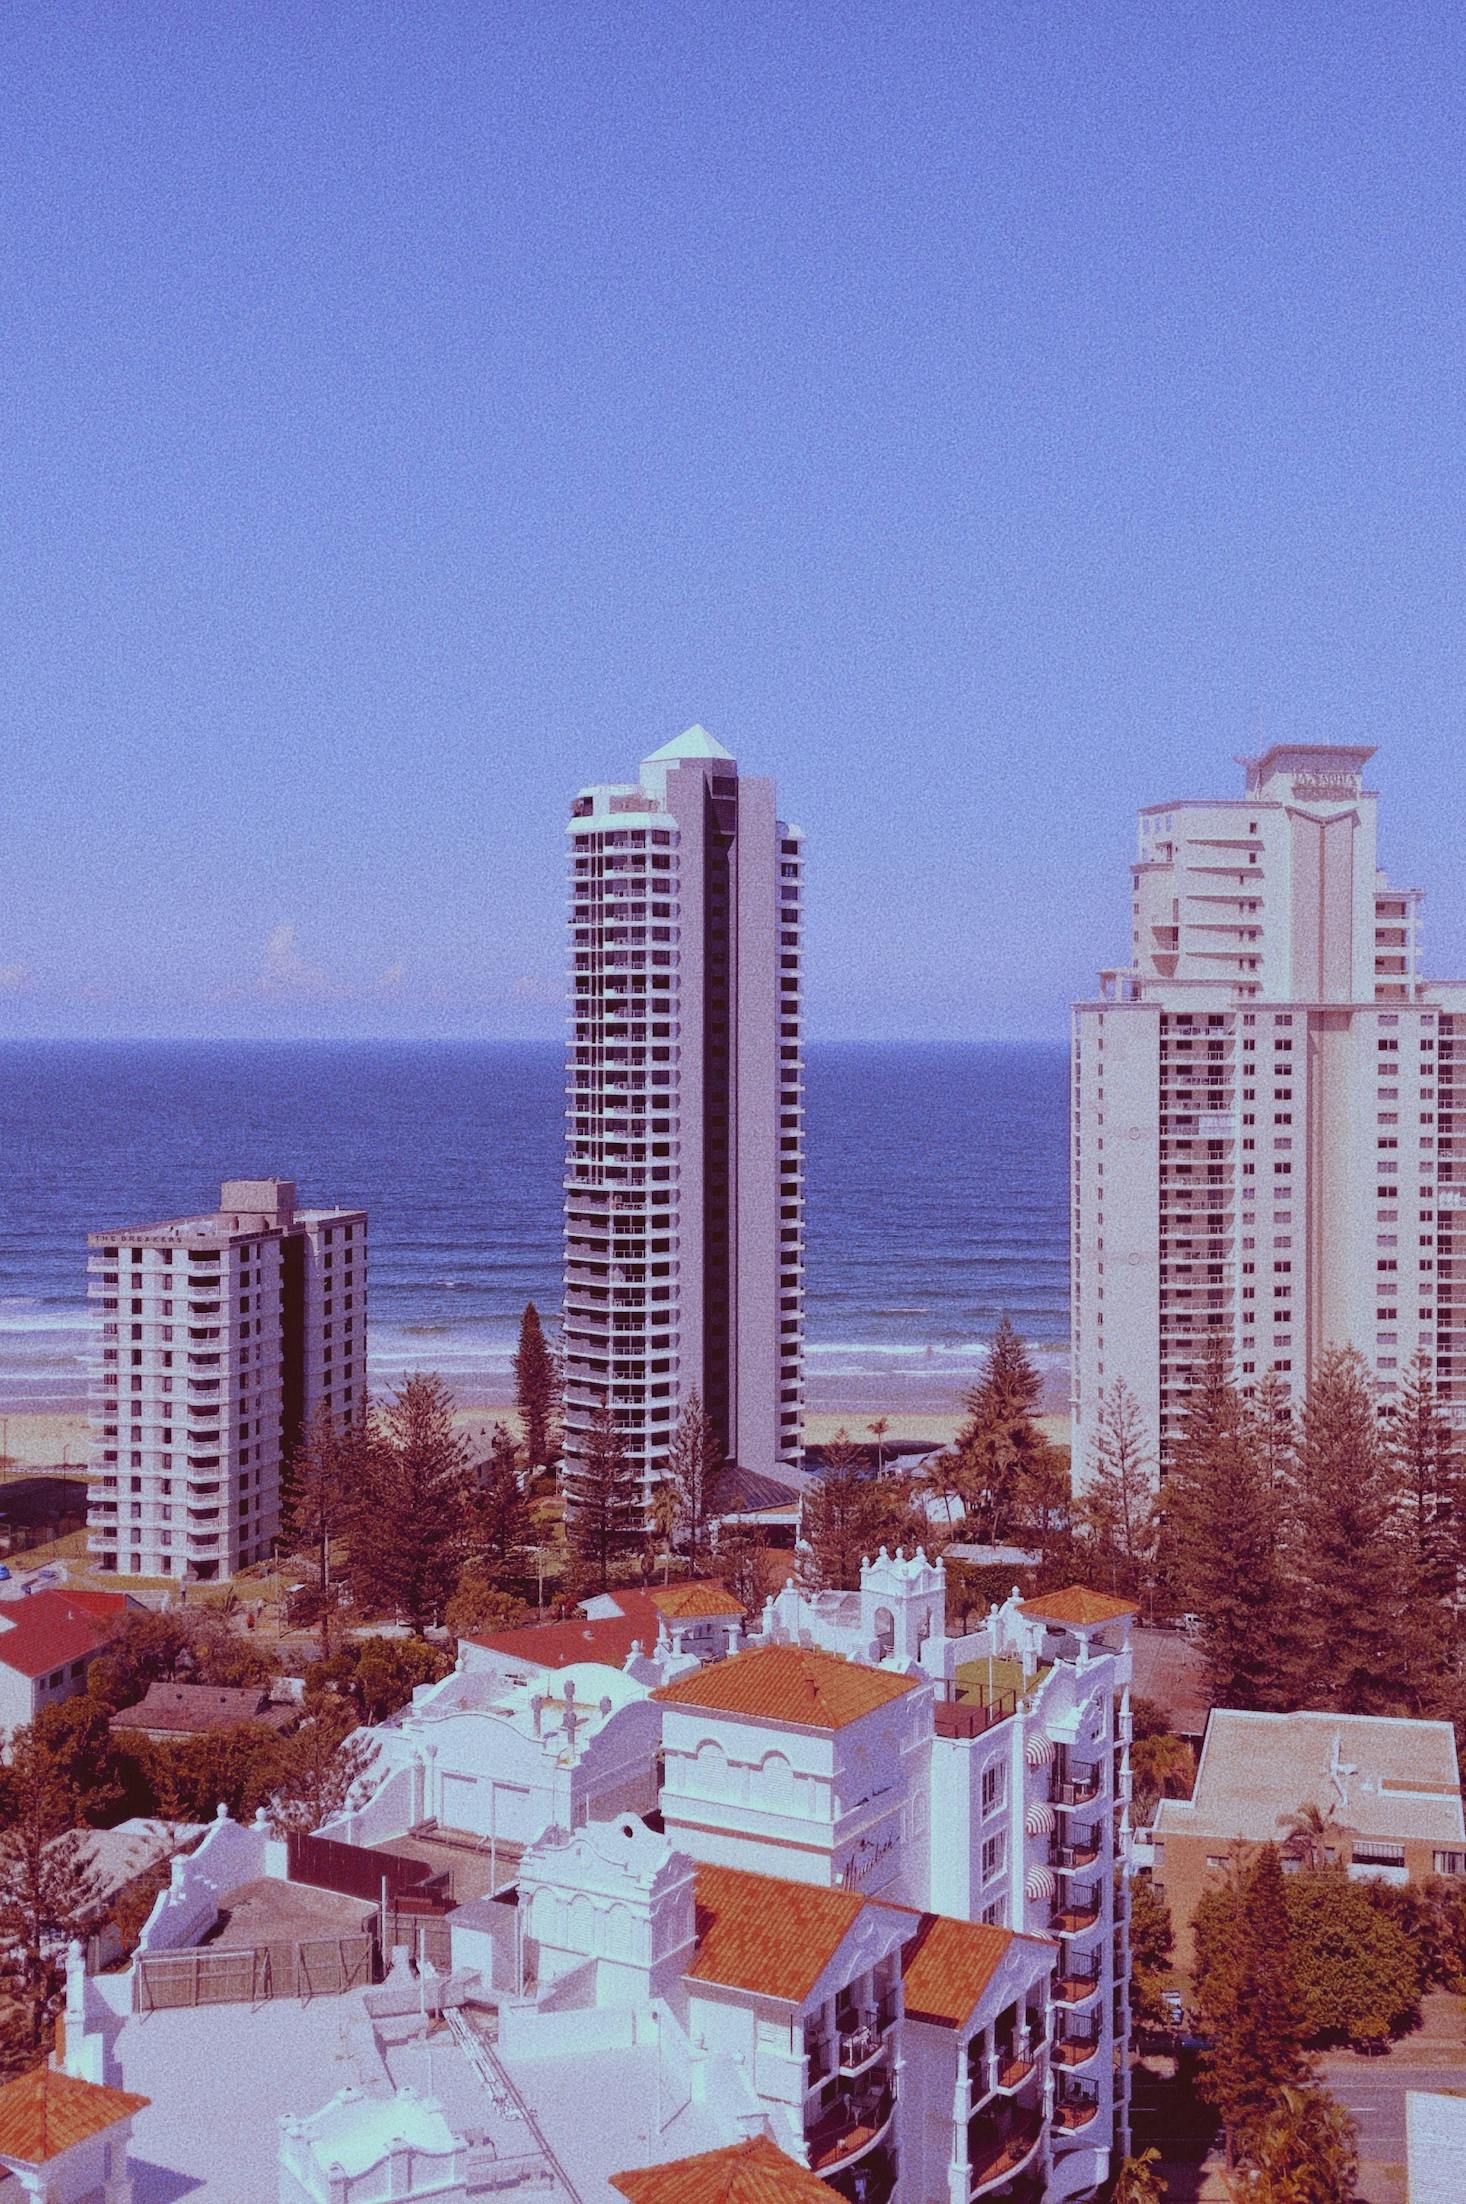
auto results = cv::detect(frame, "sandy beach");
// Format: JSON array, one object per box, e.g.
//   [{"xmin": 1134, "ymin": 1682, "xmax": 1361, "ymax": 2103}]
[{"xmin": 1, "ymin": 1401, "xmax": 1072, "ymax": 1473}]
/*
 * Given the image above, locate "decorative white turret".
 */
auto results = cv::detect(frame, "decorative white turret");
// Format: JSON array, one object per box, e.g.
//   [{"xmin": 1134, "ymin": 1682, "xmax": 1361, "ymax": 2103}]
[
  {"xmin": 859, "ymin": 1546, "xmax": 946, "ymax": 1667},
  {"xmin": 517, "ymin": 1814, "xmax": 697, "ymax": 2007}
]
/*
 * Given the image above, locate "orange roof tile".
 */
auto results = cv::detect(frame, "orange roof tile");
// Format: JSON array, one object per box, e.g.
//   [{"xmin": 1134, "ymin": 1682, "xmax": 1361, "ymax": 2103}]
[
  {"xmin": 1018, "ymin": 1585, "xmax": 1138, "ymax": 1628},
  {"xmin": 690, "ymin": 1865, "xmax": 866, "ymax": 2002},
  {"xmin": 653, "ymin": 1645, "xmax": 919, "ymax": 1729},
  {"xmin": 894, "ymin": 1914, "xmax": 1020, "ymax": 2027},
  {"xmin": 611, "ymin": 2134, "xmax": 835, "ymax": 2204},
  {"xmin": 0, "ymin": 2066, "xmax": 149, "ymax": 2164},
  {"xmin": 649, "ymin": 1580, "xmax": 744, "ymax": 1620}
]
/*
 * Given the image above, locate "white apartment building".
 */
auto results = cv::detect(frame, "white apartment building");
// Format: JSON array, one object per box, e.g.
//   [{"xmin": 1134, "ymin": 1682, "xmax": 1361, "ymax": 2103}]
[
  {"xmin": 86, "ymin": 1178, "xmax": 366, "ymax": 1581},
  {"xmin": 1073, "ymin": 742, "xmax": 1466, "ymax": 1478},
  {"xmin": 564, "ymin": 726, "xmax": 804, "ymax": 1507}
]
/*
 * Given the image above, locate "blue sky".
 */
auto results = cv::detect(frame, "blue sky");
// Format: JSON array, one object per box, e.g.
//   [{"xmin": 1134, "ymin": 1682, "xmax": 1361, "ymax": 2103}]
[{"xmin": 4, "ymin": 1, "xmax": 1465, "ymax": 1041}]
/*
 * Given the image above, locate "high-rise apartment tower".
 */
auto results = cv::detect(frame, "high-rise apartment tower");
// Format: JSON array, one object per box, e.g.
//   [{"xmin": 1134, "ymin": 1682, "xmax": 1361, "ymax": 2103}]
[
  {"xmin": 563, "ymin": 728, "xmax": 804, "ymax": 1503},
  {"xmin": 1073, "ymin": 744, "xmax": 1466, "ymax": 1480},
  {"xmin": 87, "ymin": 1178, "xmax": 366, "ymax": 1581}
]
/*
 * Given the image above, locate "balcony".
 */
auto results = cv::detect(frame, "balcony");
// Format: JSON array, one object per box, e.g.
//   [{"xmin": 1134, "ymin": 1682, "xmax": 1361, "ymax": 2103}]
[
  {"xmin": 1056, "ymin": 2084, "xmax": 1101, "ymax": 2132},
  {"xmin": 1053, "ymin": 2028, "xmax": 1101, "ymax": 2070},
  {"xmin": 1052, "ymin": 1837, "xmax": 1100, "ymax": 1874},
  {"xmin": 985, "ymin": 2041, "xmax": 1038, "ymax": 2095},
  {"xmin": 1053, "ymin": 1887, "xmax": 1102, "ymax": 1935},
  {"xmin": 806, "ymin": 2079, "xmax": 895, "ymax": 2175},
  {"xmin": 1054, "ymin": 1961, "xmax": 1102, "ymax": 2006},
  {"xmin": 968, "ymin": 2107, "xmax": 1044, "ymax": 2195},
  {"xmin": 1053, "ymin": 1773, "xmax": 1102, "ymax": 1810}
]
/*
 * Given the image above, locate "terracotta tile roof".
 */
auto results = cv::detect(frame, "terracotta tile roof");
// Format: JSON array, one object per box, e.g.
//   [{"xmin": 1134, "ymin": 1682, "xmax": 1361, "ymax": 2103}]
[
  {"xmin": 649, "ymin": 1579, "xmax": 744, "ymax": 1620},
  {"xmin": 893, "ymin": 1912, "xmax": 1022, "ymax": 2027},
  {"xmin": 1018, "ymin": 1586, "xmax": 1138, "ymax": 1628},
  {"xmin": 0, "ymin": 1590, "xmax": 129, "ymax": 1682},
  {"xmin": 653, "ymin": 1645, "xmax": 920, "ymax": 1729},
  {"xmin": 689, "ymin": 1865, "xmax": 866, "ymax": 2002},
  {"xmin": 0, "ymin": 2066, "xmax": 149, "ymax": 2164},
  {"xmin": 611, "ymin": 2134, "xmax": 834, "ymax": 2204}
]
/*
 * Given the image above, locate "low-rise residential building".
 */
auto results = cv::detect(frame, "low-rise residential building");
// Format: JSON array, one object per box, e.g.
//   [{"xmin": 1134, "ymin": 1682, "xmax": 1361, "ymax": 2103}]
[
  {"xmin": 108, "ymin": 1680, "xmax": 296, "ymax": 1744},
  {"xmin": 1149, "ymin": 1706, "xmax": 1466, "ymax": 1968},
  {"xmin": 0, "ymin": 1585, "xmax": 132, "ymax": 1741}
]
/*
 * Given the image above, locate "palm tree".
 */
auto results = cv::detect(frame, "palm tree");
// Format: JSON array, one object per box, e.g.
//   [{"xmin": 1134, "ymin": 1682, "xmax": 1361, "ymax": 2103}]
[
  {"xmin": 867, "ymin": 1417, "xmax": 890, "ymax": 1475},
  {"xmin": 1237, "ymin": 2082, "xmax": 1358, "ymax": 2204},
  {"xmin": 1277, "ymin": 1800, "xmax": 1349, "ymax": 1873},
  {"xmin": 917, "ymin": 1447, "xmax": 962, "ymax": 1530},
  {"xmin": 1111, "ymin": 2150, "xmax": 1167, "ymax": 2204}
]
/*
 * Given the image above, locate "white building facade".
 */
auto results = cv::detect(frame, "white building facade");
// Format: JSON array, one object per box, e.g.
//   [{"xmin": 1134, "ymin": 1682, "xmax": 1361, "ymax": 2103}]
[
  {"xmin": 564, "ymin": 726, "xmax": 805, "ymax": 1507},
  {"xmin": 86, "ymin": 1178, "xmax": 366, "ymax": 1581},
  {"xmin": 1073, "ymin": 742, "xmax": 1466, "ymax": 1478}
]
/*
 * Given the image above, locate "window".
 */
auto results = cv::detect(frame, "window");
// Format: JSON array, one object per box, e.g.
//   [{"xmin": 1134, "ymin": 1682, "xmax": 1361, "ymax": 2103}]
[
  {"xmin": 1351, "ymin": 1841, "xmax": 1406, "ymax": 1868},
  {"xmin": 981, "ymin": 1764, "xmax": 1004, "ymax": 1817},
  {"xmin": 981, "ymin": 1833, "xmax": 1005, "ymax": 1881},
  {"xmin": 1434, "ymin": 1850, "xmax": 1466, "ymax": 1877}
]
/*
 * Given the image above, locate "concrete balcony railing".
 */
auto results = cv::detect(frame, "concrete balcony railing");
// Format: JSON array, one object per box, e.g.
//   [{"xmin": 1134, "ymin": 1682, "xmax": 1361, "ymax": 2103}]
[
  {"xmin": 967, "ymin": 2107, "xmax": 1044, "ymax": 2196},
  {"xmin": 1053, "ymin": 1960, "xmax": 1103, "ymax": 2007},
  {"xmin": 1053, "ymin": 1887, "xmax": 1103, "ymax": 1937},
  {"xmin": 806, "ymin": 2078, "xmax": 895, "ymax": 2177},
  {"xmin": 1055, "ymin": 2084, "xmax": 1101, "ymax": 2133}
]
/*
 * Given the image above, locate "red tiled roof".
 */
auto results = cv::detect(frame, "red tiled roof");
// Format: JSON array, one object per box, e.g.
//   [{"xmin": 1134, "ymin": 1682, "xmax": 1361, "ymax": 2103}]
[
  {"xmin": 690, "ymin": 1865, "xmax": 866, "ymax": 2002},
  {"xmin": 465, "ymin": 1596, "xmax": 664, "ymax": 1673},
  {"xmin": 0, "ymin": 2066, "xmax": 149, "ymax": 2164},
  {"xmin": 1019, "ymin": 1586, "xmax": 1138, "ymax": 1628},
  {"xmin": 611, "ymin": 2135, "xmax": 834, "ymax": 2204},
  {"xmin": 0, "ymin": 1591, "xmax": 129, "ymax": 1683},
  {"xmin": 653, "ymin": 1646, "xmax": 920, "ymax": 1730},
  {"xmin": 649, "ymin": 1580, "xmax": 744, "ymax": 1620},
  {"xmin": 51, "ymin": 1590, "xmax": 131, "ymax": 1624},
  {"xmin": 893, "ymin": 1913, "xmax": 1021, "ymax": 2027}
]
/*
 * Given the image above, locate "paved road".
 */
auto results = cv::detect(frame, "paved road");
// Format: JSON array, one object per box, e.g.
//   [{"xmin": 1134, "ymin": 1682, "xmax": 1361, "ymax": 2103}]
[
  {"xmin": 1132, "ymin": 1996, "xmax": 1466, "ymax": 2204},
  {"xmin": 1315, "ymin": 1995, "xmax": 1466, "ymax": 2204}
]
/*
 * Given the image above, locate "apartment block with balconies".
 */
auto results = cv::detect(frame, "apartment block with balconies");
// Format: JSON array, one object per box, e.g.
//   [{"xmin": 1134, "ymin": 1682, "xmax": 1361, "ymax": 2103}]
[
  {"xmin": 563, "ymin": 726, "xmax": 803, "ymax": 1513},
  {"xmin": 1074, "ymin": 742, "xmax": 1466, "ymax": 1478},
  {"xmin": 86, "ymin": 1178, "xmax": 365, "ymax": 1583}
]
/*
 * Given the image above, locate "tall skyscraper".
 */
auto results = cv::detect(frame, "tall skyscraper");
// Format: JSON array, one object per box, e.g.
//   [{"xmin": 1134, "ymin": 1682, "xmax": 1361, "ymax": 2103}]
[
  {"xmin": 86, "ymin": 1178, "xmax": 366, "ymax": 1581},
  {"xmin": 1072, "ymin": 743, "xmax": 1466, "ymax": 1480},
  {"xmin": 563, "ymin": 727, "xmax": 804, "ymax": 1507}
]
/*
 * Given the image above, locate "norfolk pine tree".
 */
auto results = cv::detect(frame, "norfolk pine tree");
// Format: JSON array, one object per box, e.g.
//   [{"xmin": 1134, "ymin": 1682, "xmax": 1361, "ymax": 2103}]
[
  {"xmin": 1078, "ymin": 1378, "xmax": 1157, "ymax": 1602},
  {"xmin": 287, "ymin": 1401, "xmax": 359, "ymax": 1657},
  {"xmin": 0, "ymin": 1728, "xmax": 101, "ymax": 2074},
  {"xmin": 667, "ymin": 1385, "xmax": 719, "ymax": 1570},
  {"xmin": 1289, "ymin": 1347, "xmax": 1408, "ymax": 1713},
  {"xmin": 566, "ymin": 1394, "xmax": 641, "ymax": 1589},
  {"xmin": 476, "ymin": 1421, "xmax": 531, "ymax": 1584},
  {"xmin": 514, "ymin": 1302, "xmax": 560, "ymax": 1469},
  {"xmin": 1162, "ymin": 1341, "xmax": 1291, "ymax": 1707},
  {"xmin": 1193, "ymin": 1844, "xmax": 1307, "ymax": 2163},
  {"xmin": 346, "ymin": 1375, "xmax": 474, "ymax": 1631},
  {"xmin": 1388, "ymin": 1347, "xmax": 1461, "ymax": 1700},
  {"xmin": 953, "ymin": 1316, "xmax": 1048, "ymax": 1544},
  {"xmin": 798, "ymin": 1431, "xmax": 917, "ymax": 1591}
]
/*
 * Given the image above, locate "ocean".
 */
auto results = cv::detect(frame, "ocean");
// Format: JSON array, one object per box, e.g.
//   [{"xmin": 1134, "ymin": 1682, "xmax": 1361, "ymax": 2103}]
[{"xmin": 0, "ymin": 1041, "xmax": 1070, "ymax": 1418}]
